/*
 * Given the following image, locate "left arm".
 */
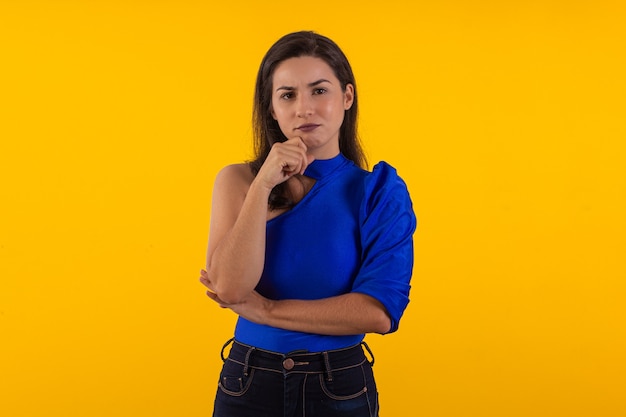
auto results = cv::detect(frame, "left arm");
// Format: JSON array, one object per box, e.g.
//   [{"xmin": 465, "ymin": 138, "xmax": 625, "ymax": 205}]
[{"xmin": 200, "ymin": 270, "xmax": 391, "ymax": 335}]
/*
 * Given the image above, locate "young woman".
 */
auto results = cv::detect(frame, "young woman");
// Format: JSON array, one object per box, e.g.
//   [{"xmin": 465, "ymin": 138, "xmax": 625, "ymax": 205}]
[{"xmin": 200, "ymin": 31, "xmax": 416, "ymax": 417}]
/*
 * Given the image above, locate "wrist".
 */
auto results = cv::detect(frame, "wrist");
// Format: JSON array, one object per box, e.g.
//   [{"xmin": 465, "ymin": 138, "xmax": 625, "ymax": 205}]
[
  {"xmin": 250, "ymin": 176, "xmax": 275, "ymax": 194},
  {"xmin": 261, "ymin": 298, "xmax": 277, "ymax": 326}
]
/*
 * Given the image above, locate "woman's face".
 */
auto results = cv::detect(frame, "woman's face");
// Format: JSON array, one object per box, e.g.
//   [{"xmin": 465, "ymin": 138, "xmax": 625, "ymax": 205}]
[{"xmin": 271, "ymin": 56, "xmax": 354, "ymax": 159}]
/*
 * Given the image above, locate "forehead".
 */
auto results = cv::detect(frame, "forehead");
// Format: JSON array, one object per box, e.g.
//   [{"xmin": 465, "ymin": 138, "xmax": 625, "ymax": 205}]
[{"xmin": 272, "ymin": 56, "xmax": 337, "ymax": 87}]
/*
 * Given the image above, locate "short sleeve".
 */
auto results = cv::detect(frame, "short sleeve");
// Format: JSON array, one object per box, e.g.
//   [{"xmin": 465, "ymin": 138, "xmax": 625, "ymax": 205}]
[{"xmin": 351, "ymin": 162, "xmax": 417, "ymax": 333}]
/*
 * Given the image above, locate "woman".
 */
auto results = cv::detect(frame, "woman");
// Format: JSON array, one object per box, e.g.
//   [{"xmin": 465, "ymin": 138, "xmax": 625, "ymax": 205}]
[{"xmin": 200, "ymin": 31, "xmax": 416, "ymax": 417}]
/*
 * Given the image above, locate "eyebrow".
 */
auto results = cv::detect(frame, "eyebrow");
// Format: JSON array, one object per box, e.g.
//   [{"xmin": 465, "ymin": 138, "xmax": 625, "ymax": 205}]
[{"xmin": 275, "ymin": 79, "xmax": 332, "ymax": 92}]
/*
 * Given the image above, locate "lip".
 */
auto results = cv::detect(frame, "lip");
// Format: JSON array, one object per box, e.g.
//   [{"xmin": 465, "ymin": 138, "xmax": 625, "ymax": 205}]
[{"xmin": 296, "ymin": 123, "xmax": 320, "ymax": 132}]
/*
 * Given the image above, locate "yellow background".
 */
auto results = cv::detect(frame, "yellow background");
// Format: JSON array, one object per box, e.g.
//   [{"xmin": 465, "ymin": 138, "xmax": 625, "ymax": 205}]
[{"xmin": 1, "ymin": 1, "xmax": 625, "ymax": 416}]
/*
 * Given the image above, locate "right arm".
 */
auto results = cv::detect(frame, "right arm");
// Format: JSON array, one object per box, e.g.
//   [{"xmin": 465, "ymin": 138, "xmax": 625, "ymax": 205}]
[
  {"xmin": 205, "ymin": 137, "xmax": 312, "ymax": 304},
  {"xmin": 204, "ymin": 164, "xmax": 272, "ymax": 304}
]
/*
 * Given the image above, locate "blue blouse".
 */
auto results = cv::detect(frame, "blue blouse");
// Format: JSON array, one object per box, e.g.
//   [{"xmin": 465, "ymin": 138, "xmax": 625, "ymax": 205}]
[{"xmin": 234, "ymin": 153, "xmax": 416, "ymax": 353}]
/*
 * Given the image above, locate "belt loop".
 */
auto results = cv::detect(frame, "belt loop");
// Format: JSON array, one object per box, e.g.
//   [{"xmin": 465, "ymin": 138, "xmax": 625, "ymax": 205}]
[
  {"xmin": 322, "ymin": 351, "xmax": 333, "ymax": 382},
  {"xmin": 361, "ymin": 341, "xmax": 375, "ymax": 366},
  {"xmin": 243, "ymin": 346, "xmax": 255, "ymax": 377},
  {"xmin": 220, "ymin": 337, "xmax": 235, "ymax": 362}
]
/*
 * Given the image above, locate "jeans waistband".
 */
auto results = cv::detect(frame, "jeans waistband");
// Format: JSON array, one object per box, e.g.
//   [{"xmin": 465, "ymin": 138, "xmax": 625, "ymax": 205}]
[{"xmin": 221, "ymin": 338, "xmax": 375, "ymax": 381}]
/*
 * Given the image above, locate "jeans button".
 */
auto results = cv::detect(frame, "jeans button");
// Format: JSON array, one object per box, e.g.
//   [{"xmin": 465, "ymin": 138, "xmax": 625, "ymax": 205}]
[{"xmin": 282, "ymin": 358, "xmax": 295, "ymax": 370}]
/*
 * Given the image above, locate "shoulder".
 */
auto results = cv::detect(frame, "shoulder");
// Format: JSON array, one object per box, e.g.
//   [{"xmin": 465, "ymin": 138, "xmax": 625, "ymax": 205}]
[
  {"xmin": 216, "ymin": 163, "xmax": 254, "ymax": 182},
  {"xmin": 362, "ymin": 162, "xmax": 412, "ymax": 211},
  {"xmin": 214, "ymin": 163, "xmax": 254, "ymax": 189},
  {"xmin": 366, "ymin": 161, "xmax": 402, "ymax": 181},
  {"xmin": 211, "ymin": 163, "xmax": 256, "ymax": 206}
]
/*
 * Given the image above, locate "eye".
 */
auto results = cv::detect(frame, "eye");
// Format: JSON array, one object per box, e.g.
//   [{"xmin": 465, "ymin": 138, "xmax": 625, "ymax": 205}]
[
  {"xmin": 280, "ymin": 92, "xmax": 294, "ymax": 100},
  {"xmin": 313, "ymin": 88, "xmax": 327, "ymax": 95}
]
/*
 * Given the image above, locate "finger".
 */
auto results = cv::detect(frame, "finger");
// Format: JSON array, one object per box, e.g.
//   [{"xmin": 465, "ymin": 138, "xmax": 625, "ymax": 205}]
[
  {"xmin": 291, "ymin": 136, "xmax": 307, "ymax": 152},
  {"xmin": 205, "ymin": 289, "xmax": 220, "ymax": 302},
  {"xmin": 199, "ymin": 276, "xmax": 214, "ymax": 291},
  {"xmin": 296, "ymin": 141, "xmax": 313, "ymax": 174},
  {"xmin": 280, "ymin": 154, "xmax": 305, "ymax": 177},
  {"xmin": 206, "ymin": 291, "xmax": 229, "ymax": 308},
  {"xmin": 279, "ymin": 139, "xmax": 309, "ymax": 175},
  {"xmin": 292, "ymin": 149, "xmax": 308, "ymax": 175},
  {"xmin": 300, "ymin": 153, "xmax": 314, "ymax": 175},
  {"xmin": 263, "ymin": 142, "xmax": 310, "ymax": 184}
]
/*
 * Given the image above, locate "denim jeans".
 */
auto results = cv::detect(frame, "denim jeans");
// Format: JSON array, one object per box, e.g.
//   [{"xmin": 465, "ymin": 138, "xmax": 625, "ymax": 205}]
[{"xmin": 212, "ymin": 339, "xmax": 379, "ymax": 417}]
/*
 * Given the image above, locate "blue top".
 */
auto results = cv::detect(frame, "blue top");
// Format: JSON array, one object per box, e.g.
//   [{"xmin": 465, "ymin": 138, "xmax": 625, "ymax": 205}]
[{"xmin": 234, "ymin": 153, "xmax": 417, "ymax": 353}]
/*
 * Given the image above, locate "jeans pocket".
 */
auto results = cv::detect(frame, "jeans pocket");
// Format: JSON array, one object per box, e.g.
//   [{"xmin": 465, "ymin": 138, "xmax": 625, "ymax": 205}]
[
  {"xmin": 319, "ymin": 364, "xmax": 369, "ymax": 401},
  {"xmin": 217, "ymin": 359, "xmax": 255, "ymax": 397}
]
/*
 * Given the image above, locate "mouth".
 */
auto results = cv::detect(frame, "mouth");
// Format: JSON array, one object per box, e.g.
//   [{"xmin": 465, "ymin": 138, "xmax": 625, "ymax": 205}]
[{"xmin": 295, "ymin": 123, "xmax": 321, "ymax": 132}]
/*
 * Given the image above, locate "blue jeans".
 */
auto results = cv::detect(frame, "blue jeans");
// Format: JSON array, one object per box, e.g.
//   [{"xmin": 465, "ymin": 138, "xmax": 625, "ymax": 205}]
[{"xmin": 212, "ymin": 338, "xmax": 380, "ymax": 417}]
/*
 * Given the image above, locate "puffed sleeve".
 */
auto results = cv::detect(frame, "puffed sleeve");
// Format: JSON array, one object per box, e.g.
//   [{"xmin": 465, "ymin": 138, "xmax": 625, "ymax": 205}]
[{"xmin": 352, "ymin": 162, "xmax": 417, "ymax": 333}]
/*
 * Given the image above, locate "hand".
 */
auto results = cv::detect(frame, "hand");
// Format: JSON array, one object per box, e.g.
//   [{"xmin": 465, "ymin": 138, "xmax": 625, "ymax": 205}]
[
  {"xmin": 254, "ymin": 137, "xmax": 315, "ymax": 190},
  {"xmin": 199, "ymin": 268, "xmax": 216, "ymax": 292},
  {"xmin": 199, "ymin": 269, "xmax": 273, "ymax": 324}
]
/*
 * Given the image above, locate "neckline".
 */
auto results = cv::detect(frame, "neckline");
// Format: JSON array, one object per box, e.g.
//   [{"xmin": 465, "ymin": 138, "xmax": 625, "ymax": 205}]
[{"xmin": 303, "ymin": 153, "xmax": 350, "ymax": 180}]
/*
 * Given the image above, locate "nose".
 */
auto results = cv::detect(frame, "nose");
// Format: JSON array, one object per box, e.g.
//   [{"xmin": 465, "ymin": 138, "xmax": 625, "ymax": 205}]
[{"xmin": 295, "ymin": 94, "xmax": 313, "ymax": 118}]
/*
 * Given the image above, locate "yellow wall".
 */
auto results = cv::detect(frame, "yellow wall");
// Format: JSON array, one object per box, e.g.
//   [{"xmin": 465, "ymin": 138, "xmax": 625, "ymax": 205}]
[{"xmin": 1, "ymin": 1, "xmax": 624, "ymax": 416}]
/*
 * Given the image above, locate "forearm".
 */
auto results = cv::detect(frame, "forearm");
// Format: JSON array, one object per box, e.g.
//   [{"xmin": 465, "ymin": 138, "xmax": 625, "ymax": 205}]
[
  {"xmin": 263, "ymin": 293, "xmax": 391, "ymax": 336},
  {"xmin": 207, "ymin": 179, "xmax": 270, "ymax": 303}
]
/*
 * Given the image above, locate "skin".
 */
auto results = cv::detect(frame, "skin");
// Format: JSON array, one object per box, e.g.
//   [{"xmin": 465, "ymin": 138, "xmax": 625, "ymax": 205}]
[{"xmin": 200, "ymin": 56, "xmax": 391, "ymax": 336}]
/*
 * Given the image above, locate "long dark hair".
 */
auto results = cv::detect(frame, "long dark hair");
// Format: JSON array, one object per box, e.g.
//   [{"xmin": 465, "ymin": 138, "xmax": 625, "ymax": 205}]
[{"xmin": 248, "ymin": 31, "xmax": 367, "ymax": 209}]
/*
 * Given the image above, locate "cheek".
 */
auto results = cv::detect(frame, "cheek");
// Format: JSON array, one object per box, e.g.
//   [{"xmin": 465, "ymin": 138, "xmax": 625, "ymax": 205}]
[
  {"xmin": 272, "ymin": 108, "xmax": 288, "ymax": 127},
  {"xmin": 324, "ymin": 99, "xmax": 345, "ymax": 123},
  {"xmin": 272, "ymin": 100, "xmax": 288, "ymax": 121},
  {"xmin": 271, "ymin": 108, "xmax": 292, "ymax": 137}
]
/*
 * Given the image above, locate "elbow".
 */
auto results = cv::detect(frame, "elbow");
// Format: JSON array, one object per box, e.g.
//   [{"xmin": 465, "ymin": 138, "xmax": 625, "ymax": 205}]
[
  {"xmin": 368, "ymin": 300, "xmax": 394, "ymax": 334},
  {"xmin": 359, "ymin": 294, "xmax": 393, "ymax": 334},
  {"xmin": 212, "ymin": 279, "xmax": 250, "ymax": 305},
  {"xmin": 204, "ymin": 266, "xmax": 248, "ymax": 304},
  {"xmin": 373, "ymin": 311, "xmax": 392, "ymax": 334},
  {"xmin": 214, "ymin": 288, "xmax": 247, "ymax": 305},
  {"xmin": 362, "ymin": 306, "xmax": 392, "ymax": 334}
]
